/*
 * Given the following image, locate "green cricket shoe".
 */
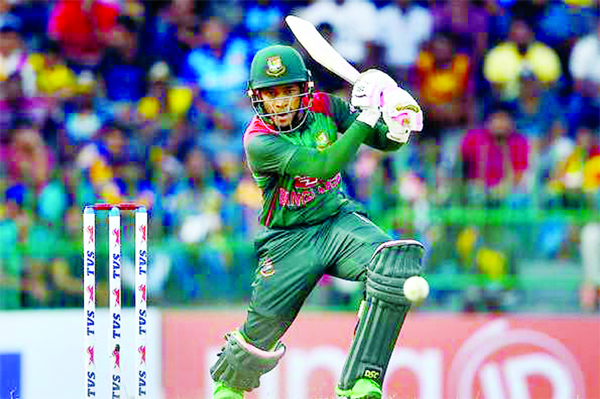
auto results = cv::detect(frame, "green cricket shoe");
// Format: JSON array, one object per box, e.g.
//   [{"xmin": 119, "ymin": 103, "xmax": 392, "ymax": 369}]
[
  {"xmin": 213, "ymin": 381, "xmax": 244, "ymax": 399},
  {"xmin": 336, "ymin": 378, "xmax": 382, "ymax": 399}
]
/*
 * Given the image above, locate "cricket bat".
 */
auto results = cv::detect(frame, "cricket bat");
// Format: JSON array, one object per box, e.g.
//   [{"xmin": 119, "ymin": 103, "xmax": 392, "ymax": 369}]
[{"xmin": 285, "ymin": 15, "xmax": 360, "ymax": 84}]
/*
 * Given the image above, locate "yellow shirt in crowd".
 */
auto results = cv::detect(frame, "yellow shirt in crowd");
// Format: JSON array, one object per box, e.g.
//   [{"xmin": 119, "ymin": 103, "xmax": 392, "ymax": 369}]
[{"xmin": 484, "ymin": 42, "xmax": 562, "ymax": 100}]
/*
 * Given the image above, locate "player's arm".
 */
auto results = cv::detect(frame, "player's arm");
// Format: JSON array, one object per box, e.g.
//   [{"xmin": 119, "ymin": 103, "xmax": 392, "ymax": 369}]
[
  {"xmin": 283, "ymin": 73, "xmax": 401, "ymax": 179},
  {"xmin": 330, "ymin": 94, "xmax": 401, "ymax": 152},
  {"xmin": 246, "ymin": 118, "xmax": 376, "ymax": 181},
  {"xmin": 246, "ymin": 71, "xmax": 404, "ymax": 180}
]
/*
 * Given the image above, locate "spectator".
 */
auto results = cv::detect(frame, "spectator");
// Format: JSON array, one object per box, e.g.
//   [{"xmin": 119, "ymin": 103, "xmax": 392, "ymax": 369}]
[
  {"xmin": 551, "ymin": 116, "xmax": 600, "ymax": 208},
  {"xmin": 0, "ymin": 14, "xmax": 41, "ymax": 134},
  {"xmin": 537, "ymin": 119, "xmax": 576, "ymax": 205},
  {"xmin": 161, "ymin": 146, "xmax": 236, "ymax": 301},
  {"xmin": 483, "ymin": 0, "xmax": 514, "ymax": 48},
  {"xmin": 7, "ymin": 120, "xmax": 67, "ymax": 226},
  {"xmin": 460, "ymin": 106, "xmax": 530, "ymax": 204},
  {"xmin": 121, "ymin": 0, "xmax": 145, "ymax": 22},
  {"xmin": 6, "ymin": 120, "xmax": 56, "ymax": 191},
  {"xmin": 536, "ymin": 0, "xmax": 597, "ymax": 62},
  {"xmin": 98, "ymin": 15, "xmax": 150, "ymax": 122},
  {"xmin": 504, "ymin": 66, "xmax": 565, "ymax": 150},
  {"xmin": 33, "ymin": 40, "xmax": 77, "ymax": 100},
  {"xmin": 375, "ymin": 0, "xmax": 433, "ymax": 83},
  {"xmin": 9, "ymin": 0, "xmax": 52, "ymax": 51},
  {"xmin": 0, "ymin": 0, "xmax": 11, "ymax": 14},
  {"xmin": 163, "ymin": 146, "xmax": 221, "ymax": 234},
  {"xmin": 296, "ymin": 0, "xmax": 379, "ymax": 67},
  {"xmin": 20, "ymin": 216, "xmax": 60, "ymax": 309},
  {"xmin": 213, "ymin": 150, "xmax": 244, "ymax": 198},
  {"xmin": 133, "ymin": 92, "xmax": 173, "ymax": 165},
  {"xmin": 76, "ymin": 121, "xmax": 135, "ymax": 204},
  {"xmin": 4, "ymin": 123, "xmax": 66, "ymax": 308},
  {"xmin": 506, "ymin": 0, "xmax": 549, "ymax": 27},
  {"xmin": 134, "ymin": 61, "xmax": 193, "ymax": 136},
  {"xmin": 244, "ymin": 0, "xmax": 286, "ymax": 54},
  {"xmin": 583, "ymin": 151, "xmax": 600, "ymax": 201},
  {"xmin": 456, "ymin": 221, "xmax": 519, "ymax": 313},
  {"xmin": 182, "ymin": 14, "xmax": 252, "ymax": 136},
  {"xmin": 411, "ymin": 31, "xmax": 475, "ymax": 144},
  {"xmin": 431, "ymin": 0, "xmax": 489, "ymax": 63},
  {"xmin": 61, "ymin": 71, "xmax": 106, "ymax": 162},
  {"xmin": 143, "ymin": 0, "xmax": 208, "ymax": 77},
  {"xmin": 47, "ymin": 0, "xmax": 119, "ymax": 71},
  {"xmin": 566, "ymin": 21, "xmax": 600, "ymax": 135},
  {"xmin": 483, "ymin": 17, "xmax": 562, "ymax": 101},
  {"xmin": 0, "ymin": 0, "xmax": 597, "ymax": 314}
]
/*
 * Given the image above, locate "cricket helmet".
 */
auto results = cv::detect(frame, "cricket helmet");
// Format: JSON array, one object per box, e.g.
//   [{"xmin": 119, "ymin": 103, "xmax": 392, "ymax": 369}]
[
  {"xmin": 248, "ymin": 45, "xmax": 311, "ymax": 90},
  {"xmin": 247, "ymin": 45, "xmax": 314, "ymax": 132}
]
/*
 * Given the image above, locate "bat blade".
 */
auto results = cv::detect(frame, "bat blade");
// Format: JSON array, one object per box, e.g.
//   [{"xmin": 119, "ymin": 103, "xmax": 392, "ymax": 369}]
[{"xmin": 285, "ymin": 15, "xmax": 360, "ymax": 84}]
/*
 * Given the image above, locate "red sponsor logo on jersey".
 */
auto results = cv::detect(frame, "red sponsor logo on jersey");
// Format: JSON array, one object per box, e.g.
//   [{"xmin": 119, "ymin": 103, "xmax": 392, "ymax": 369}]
[
  {"xmin": 294, "ymin": 176, "xmax": 319, "ymax": 188},
  {"xmin": 279, "ymin": 188, "xmax": 316, "ymax": 208}
]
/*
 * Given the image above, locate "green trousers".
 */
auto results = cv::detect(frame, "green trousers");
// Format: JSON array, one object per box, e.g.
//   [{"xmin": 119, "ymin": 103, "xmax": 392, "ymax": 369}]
[{"xmin": 241, "ymin": 208, "xmax": 390, "ymax": 350}]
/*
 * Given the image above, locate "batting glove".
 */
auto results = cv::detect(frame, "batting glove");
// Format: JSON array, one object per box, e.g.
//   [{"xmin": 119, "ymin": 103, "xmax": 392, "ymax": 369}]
[
  {"xmin": 352, "ymin": 69, "xmax": 397, "ymax": 127},
  {"xmin": 381, "ymin": 86, "xmax": 423, "ymax": 143}
]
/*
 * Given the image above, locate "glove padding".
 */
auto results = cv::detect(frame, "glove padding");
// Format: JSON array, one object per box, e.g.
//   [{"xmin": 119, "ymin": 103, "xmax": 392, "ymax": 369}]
[
  {"xmin": 381, "ymin": 86, "xmax": 423, "ymax": 143},
  {"xmin": 352, "ymin": 69, "xmax": 397, "ymax": 110},
  {"xmin": 352, "ymin": 69, "xmax": 397, "ymax": 127}
]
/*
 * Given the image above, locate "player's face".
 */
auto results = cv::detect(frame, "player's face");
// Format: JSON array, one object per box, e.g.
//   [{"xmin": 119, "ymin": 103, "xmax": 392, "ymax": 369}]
[{"xmin": 259, "ymin": 84, "xmax": 302, "ymax": 128}]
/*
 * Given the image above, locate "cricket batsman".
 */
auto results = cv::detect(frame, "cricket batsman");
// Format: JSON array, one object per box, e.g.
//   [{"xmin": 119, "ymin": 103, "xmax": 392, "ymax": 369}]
[{"xmin": 209, "ymin": 44, "xmax": 425, "ymax": 399}]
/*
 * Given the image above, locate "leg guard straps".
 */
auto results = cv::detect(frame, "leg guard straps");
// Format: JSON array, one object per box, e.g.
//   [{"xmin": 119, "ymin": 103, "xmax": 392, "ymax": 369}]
[{"xmin": 366, "ymin": 270, "xmax": 411, "ymax": 306}]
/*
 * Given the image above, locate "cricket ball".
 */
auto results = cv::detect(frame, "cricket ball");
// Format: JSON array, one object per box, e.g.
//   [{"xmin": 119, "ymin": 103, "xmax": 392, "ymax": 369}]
[{"xmin": 403, "ymin": 276, "xmax": 430, "ymax": 303}]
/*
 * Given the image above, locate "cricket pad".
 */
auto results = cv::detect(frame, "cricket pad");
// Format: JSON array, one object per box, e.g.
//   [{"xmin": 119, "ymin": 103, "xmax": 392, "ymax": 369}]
[{"xmin": 337, "ymin": 239, "xmax": 425, "ymax": 391}]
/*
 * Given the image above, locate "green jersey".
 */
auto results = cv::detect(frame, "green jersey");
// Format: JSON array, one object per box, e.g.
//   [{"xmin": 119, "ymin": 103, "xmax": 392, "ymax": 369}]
[{"xmin": 243, "ymin": 92, "xmax": 400, "ymax": 228}]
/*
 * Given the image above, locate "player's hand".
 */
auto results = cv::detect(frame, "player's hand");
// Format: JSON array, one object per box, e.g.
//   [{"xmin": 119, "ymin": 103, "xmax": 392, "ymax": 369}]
[
  {"xmin": 351, "ymin": 69, "xmax": 397, "ymax": 110},
  {"xmin": 352, "ymin": 69, "xmax": 396, "ymax": 127},
  {"xmin": 381, "ymin": 86, "xmax": 423, "ymax": 143}
]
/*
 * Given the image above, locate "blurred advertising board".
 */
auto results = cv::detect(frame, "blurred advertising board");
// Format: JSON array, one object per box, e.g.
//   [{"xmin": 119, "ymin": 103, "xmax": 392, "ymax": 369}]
[
  {"xmin": 163, "ymin": 311, "xmax": 599, "ymax": 399},
  {"xmin": 0, "ymin": 309, "xmax": 162, "ymax": 399}
]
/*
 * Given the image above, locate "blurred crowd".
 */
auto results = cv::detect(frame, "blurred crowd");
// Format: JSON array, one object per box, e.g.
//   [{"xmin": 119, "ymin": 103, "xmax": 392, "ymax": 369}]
[{"xmin": 0, "ymin": 0, "xmax": 599, "ymax": 313}]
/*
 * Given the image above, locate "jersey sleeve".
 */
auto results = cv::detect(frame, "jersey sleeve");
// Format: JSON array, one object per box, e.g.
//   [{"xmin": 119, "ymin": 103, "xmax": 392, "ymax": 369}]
[
  {"xmin": 327, "ymin": 94, "xmax": 401, "ymax": 152},
  {"xmin": 245, "ymin": 132, "xmax": 299, "ymax": 176}
]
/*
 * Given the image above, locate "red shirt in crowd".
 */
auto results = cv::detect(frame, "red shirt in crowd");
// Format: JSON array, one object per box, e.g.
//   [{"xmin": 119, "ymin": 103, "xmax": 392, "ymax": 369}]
[
  {"xmin": 48, "ymin": 0, "xmax": 119, "ymax": 64},
  {"xmin": 460, "ymin": 128, "xmax": 529, "ymax": 188}
]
